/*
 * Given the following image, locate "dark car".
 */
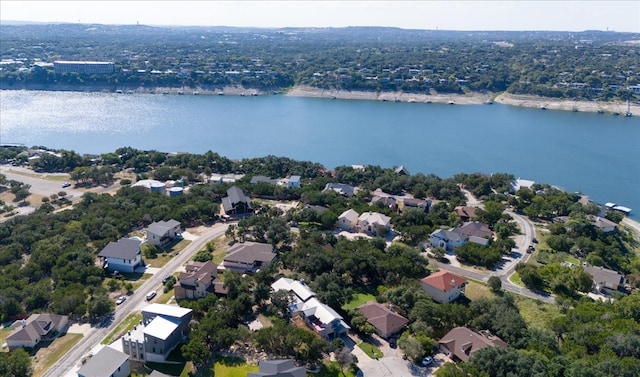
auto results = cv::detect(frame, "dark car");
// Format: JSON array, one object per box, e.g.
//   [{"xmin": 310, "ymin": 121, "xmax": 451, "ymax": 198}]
[
  {"xmin": 162, "ymin": 275, "xmax": 172, "ymax": 284},
  {"xmin": 389, "ymin": 337, "xmax": 397, "ymax": 348}
]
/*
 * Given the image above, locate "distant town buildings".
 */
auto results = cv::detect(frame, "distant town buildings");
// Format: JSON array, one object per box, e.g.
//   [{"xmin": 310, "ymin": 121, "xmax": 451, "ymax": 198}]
[{"xmin": 54, "ymin": 61, "xmax": 115, "ymax": 74}]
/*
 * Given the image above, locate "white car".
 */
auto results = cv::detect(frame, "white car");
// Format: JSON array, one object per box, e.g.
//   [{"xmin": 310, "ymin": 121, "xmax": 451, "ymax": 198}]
[
  {"xmin": 115, "ymin": 295, "xmax": 127, "ymax": 305},
  {"xmin": 146, "ymin": 290, "xmax": 157, "ymax": 301},
  {"xmin": 421, "ymin": 356, "xmax": 434, "ymax": 366},
  {"xmin": 62, "ymin": 182, "xmax": 71, "ymax": 188}
]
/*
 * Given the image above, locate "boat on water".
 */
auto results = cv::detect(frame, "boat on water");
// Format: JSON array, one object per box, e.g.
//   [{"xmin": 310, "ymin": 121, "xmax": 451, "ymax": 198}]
[
  {"xmin": 115, "ymin": 90, "xmax": 123, "ymax": 94},
  {"xmin": 625, "ymin": 99, "xmax": 632, "ymax": 117},
  {"xmin": 177, "ymin": 90, "xmax": 184, "ymax": 95},
  {"xmin": 193, "ymin": 91, "xmax": 199, "ymax": 95}
]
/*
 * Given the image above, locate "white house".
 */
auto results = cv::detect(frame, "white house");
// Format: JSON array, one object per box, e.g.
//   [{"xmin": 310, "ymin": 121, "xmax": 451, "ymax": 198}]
[
  {"xmin": 420, "ymin": 270, "xmax": 467, "ymax": 303},
  {"xmin": 337, "ymin": 209, "xmax": 359, "ymax": 232},
  {"xmin": 357, "ymin": 211, "xmax": 392, "ymax": 235},
  {"xmin": 429, "ymin": 229, "xmax": 466, "ymax": 252},
  {"xmin": 509, "ymin": 178, "xmax": 536, "ymax": 194},
  {"xmin": 147, "ymin": 219, "xmax": 181, "ymax": 247},
  {"xmin": 98, "ymin": 238, "xmax": 143, "ymax": 273},
  {"xmin": 77, "ymin": 346, "xmax": 130, "ymax": 377}
]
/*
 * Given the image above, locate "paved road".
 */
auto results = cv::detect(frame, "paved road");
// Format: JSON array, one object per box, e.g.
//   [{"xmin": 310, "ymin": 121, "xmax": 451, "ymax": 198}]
[
  {"xmin": 45, "ymin": 223, "xmax": 230, "ymax": 377},
  {"xmin": 434, "ymin": 208, "xmax": 555, "ymax": 304}
]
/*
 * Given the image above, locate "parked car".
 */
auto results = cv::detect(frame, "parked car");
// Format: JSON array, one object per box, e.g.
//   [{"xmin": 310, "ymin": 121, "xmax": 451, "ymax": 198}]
[
  {"xmin": 389, "ymin": 337, "xmax": 397, "ymax": 348},
  {"xmin": 62, "ymin": 182, "xmax": 71, "ymax": 188},
  {"xmin": 146, "ymin": 290, "xmax": 157, "ymax": 301},
  {"xmin": 115, "ymin": 295, "xmax": 127, "ymax": 305},
  {"xmin": 421, "ymin": 356, "xmax": 434, "ymax": 367}
]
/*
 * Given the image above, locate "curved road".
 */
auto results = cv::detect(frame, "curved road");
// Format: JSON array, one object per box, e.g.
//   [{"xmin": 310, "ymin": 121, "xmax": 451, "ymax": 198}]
[
  {"xmin": 46, "ymin": 223, "xmax": 229, "ymax": 377},
  {"xmin": 435, "ymin": 209, "xmax": 554, "ymax": 304}
]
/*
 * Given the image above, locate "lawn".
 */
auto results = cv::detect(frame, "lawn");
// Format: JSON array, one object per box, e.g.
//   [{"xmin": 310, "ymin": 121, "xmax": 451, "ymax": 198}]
[
  {"xmin": 342, "ymin": 292, "xmax": 377, "ymax": 311},
  {"xmin": 101, "ymin": 313, "xmax": 142, "ymax": 345},
  {"xmin": 315, "ymin": 360, "xmax": 357, "ymax": 377},
  {"xmin": 0, "ymin": 328, "xmax": 13, "ymax": 353},
  {"xmin": 214, "ymin": 356, "xmax": 259, "ymax": 377},
  {"xmin": 464, "ymin": 280, "xmax": 496, "ymax": 301},
  {"xmin": 357, "ymin": 339, "xmax": 382, "ymax": 359},
  {"xmin": 32, "ymin": 333, "xmax": 83, "ymax": 377},
  {"xmin": 513, "ymin": 295, "xmax": 562, "ymax": 330},
  {"xmin": 509, "ymin": 272, "xmax": 524, "ymax": 287}
]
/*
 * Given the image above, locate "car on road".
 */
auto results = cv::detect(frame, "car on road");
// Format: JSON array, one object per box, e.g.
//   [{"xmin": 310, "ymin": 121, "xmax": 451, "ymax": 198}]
[
  {"xmin": 146, "ymin": 290, "xmax": 157, "ymax": 301},
  {"xmin": 115, "ymin": 295, "xmax": 127, "ymax": 305},
  {"xmin": 162, "ymin": 275, "xmax": 172, "ymax": 284},
  {"xmin": 421, "ymin": 356, "xmax": 434, "ymax": 367},
  {"xmin": 62, "ymin": 182, "xmax": 71, "ymax": 188}
]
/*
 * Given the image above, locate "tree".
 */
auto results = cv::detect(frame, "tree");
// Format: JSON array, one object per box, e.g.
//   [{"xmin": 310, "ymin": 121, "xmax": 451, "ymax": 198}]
[
  {"xmin": 334, "ymin": 346, "xmax": 356, "ymax": 376},
  {"xmin": 0, "ymin": 348, "xmax": 33, "ymax": 377},
  {"xmin": 487, "ymin": 276, "xmax": 502, "ymax": 293}
]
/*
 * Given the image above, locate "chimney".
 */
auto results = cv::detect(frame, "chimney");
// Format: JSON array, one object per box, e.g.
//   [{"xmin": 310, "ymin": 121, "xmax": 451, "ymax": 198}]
[{"xmin": 22, "ymin": 319, "xmax": 27, "ymax": 328}]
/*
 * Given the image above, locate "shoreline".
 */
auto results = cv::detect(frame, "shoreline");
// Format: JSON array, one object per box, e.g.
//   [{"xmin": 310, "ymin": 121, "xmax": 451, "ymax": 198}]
[{"xmin": 285, "ymin": 85, "xmax": 640, "ymax": 115}]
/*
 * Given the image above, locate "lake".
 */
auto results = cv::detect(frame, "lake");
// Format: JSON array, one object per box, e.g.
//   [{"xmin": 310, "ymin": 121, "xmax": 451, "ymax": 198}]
[{"xmin": 1, "ymin": 90, "xmax": 639, "ymax": 218}]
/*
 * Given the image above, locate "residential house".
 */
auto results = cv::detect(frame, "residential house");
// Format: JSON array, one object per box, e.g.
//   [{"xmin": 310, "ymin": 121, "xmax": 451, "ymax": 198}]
[
  {"xmin": 394, "ymin": 165, "xmax": 410, "ymax": 175},
  {"xmin": 121, "ymin": 304, "xmax": 193, "ymax": 363},
  {"xmin": 251, "ymin": 175, "xmax": 277, "ymax": 185},
  {"xmin": 323, "ymin": 183, "xmax": 356, "ymax": 197},
  {"xmin": 299, "ymin": 297, "xmax": 350, "ymax": 339},
  {"xmin": 222, "ymin": 186, "xmax": 253, "ymax": 216},
  {"xmin": 454, "ymin": 206, "xmax": 477, "ymax": 222},
  {"xmin": 147, "ymin": 219, "xmax": 181, "ymax": 247},
  {"xmin": 337, "ymin": 209, "xmax": 359, "ymax": 232},
  {"xmin": 439, "ymin": 327, "xmax": 507, "ymax": 362},
  {"xmin": 222, "ymin": 242, "xmax": 275, "ymax": 273},
  {"xmin": 420, "ymin": 270, "xmax": 467, "ymax": 303},
  {"xmin": 281, "ymin": 175, "xmax": 301, "ymax": 189},
  {"xmin": 584, "ymin": 265, "xmax": 625, "ymax": 292},
  {"xmin": 371, "ymin": 195, "xmax": 398, "ymax": 212},
  {"xmin": 77, "ymin": 346, "xmax": 130, "ymax": 377},
  {"xmin": 509, "ymin": 178, "xmax": 536, "ymax": 194},
  {"xmin": 455, "ymin": 222, "xmax": 493, "ymax": 240},
  {"xmin": 98, "ymin": 238, "xmax": 143, "ymax": 273},
  {"xmin": 6, "ymin": 314, "xmax": 69, "ymax": 350},
  {"xmin": 429, "ymin": 229, "xmax": 465, "ymax": 252},
  {"xmin": 592, "ymin": 216, "xmax": 618, "ymax": 233},
  {"xmin": 402, "ymin": 198, "xmax": 431, "ymax": 213},
  {"xmin": 356, "ymin": 301, "xmax": 409, "ymax": 339},
  {"xmin": 209, "ymin": 173, "xmax": 244, "ymax": 185},
  {"xmin": 271, "ymin": 277, "xmax": 349, "ymax": 339},
  {"xmin": 357, "ymin": 211, "xmax": 392, "ymax": 236},
  {"xmin": 174, "ymin": 261, "xmax": 227, "ymax": 299},
  {"xmin": 247, "ymin": 359, "xmax": 306, "ymax": 377}
]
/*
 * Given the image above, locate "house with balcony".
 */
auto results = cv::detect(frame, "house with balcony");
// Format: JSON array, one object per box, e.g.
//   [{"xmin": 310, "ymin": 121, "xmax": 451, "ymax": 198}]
[
  {"xmin": 98, "ymin": 238, "xmax": 143, "ymax": 273},
  {"xmin": 147, "ymin": 219, "xmax": 181, "ymax": 247},
  {"xmin": 222, "ymin": 186, "xmax": 253, "ymax": 216},
  {"xmin": 174, "ymin": 261, "xmax": 227, "ymax": 299}
]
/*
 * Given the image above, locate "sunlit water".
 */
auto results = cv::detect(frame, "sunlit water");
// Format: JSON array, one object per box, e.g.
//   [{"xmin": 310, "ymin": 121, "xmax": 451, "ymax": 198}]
[{"xmin": 1, "ymin": 90, "xmax": 639, "ymax": 218}]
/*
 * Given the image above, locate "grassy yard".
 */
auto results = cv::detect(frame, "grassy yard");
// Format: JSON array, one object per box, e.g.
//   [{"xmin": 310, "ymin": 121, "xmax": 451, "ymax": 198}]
[
  {"xmin": 342, "ymin": 292, "xmax": 377, "ymax": 311},
  {"xmin": 32, "ymin": 333, "xmax": 83, "ymax": 377},
  {"xmin": 463, "ymin": 280, "xmax": 497, "ymax": 301},
  {"xmin": 0, "ymin": 328, "xmax": 13, "ymax": 353},
  {"xmin": 214, "ymin": 356, "xmax": 259, "ymax": 377},
  {"xmin": 315, "ymin": 360, "xmax": 357, "ymax": 377},
  {"xmin": 357, "ymin": 339, "xmax": 382, "ymax": 359},
  {"xmin": 509, "ymin": 273, "xmax": 524, "ymax": 287},
  {"xmin": 101, "ymin": 313, "xmax": 142, "ymax": 345},
  {"xmin": 513, "ymin": 295, "xmax": 562, "ymax": 330}
]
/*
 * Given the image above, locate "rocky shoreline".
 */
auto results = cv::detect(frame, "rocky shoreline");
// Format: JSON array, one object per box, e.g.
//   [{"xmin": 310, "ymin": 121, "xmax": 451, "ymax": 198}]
[{"xmin": 1, "ymin": 83, "xmax": 637, "ymax": 115}]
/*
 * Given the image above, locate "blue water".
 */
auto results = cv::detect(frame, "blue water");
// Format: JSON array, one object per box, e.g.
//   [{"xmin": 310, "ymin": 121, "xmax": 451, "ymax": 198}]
[{"xmin": 1, "ymin": 90, "xmax": 639, "ymax": 218}]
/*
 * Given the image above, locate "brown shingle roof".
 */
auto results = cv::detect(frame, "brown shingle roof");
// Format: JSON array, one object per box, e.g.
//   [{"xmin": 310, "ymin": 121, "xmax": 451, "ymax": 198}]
[
  {"xmin": 439, "ymin": 327, "xmax": 507, "ymax": 362},
  {"xmin": 356, "ymin": 301, "xmax": 408, "ymax": 337}
]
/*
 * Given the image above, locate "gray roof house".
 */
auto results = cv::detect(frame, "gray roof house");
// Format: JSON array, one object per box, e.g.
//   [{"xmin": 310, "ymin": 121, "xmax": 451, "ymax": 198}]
[
  {"xmin": 222, "ymin": 242, "xmax": 275, "ymax": 273},
  {"xmin": 98, "ymin": 238, "xmax": 143, "ymax": 273},
  {"xmin": 247, "ymin": 359, "xmax": 306, "ymax": 377},
  {"xmin": 6, "ymin": 314, "xmax": 69, "ymax": 350},
  {"xmin": 322, "ymin": 183, "xmax": 356, "ymax": 197},
  {"xmin": 147, "ymin": 219, "xmax": 181, "ymax": 247},
  {"xmin": 429, "ymin": 229, "xmax": 466, "ymax": 252},
  {"xmin": 584, "ymin": 265, "xmax": 625, "ymax": 291},
  {"xmin": 455, "ymin": 222, "xmax": 493, "ymax": 239},
  {"xmin": 222, "ymin": 186, "xmax": 253, "ymax": 216},
  {"xmin": 77, "ymin": 346, "xmax": 130, "ymax": 377}
]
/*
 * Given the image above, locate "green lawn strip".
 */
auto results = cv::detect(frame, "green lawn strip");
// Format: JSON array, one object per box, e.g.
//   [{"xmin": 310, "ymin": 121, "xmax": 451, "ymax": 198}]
[
  {"xmin": 214, "ymin": 356, "xmax": 259, "ymax": 377},
  {"xmin": 33, "ymin": 333, "xmax": 83, "ymax": 377},
  {"xmin": 101, "ymin": 313, "xmax": 142, "ymax": 345},
  {"xmin": 509, "ymin": 273, "xmax": 524, "ymax": 287},
  {"xmin": 315, "ymin": 360, "xmax": 357, "ymax": 377},
  {"xmin": 513, "ymin": 295, "xmax": 561, "ymax": 330},
  {"xmin": 0, "ymin": 328, "xmax": 12, "ymax": 353},
  {"xmin": 463, "ymin": 280, "xmax": 497, "ymax": 301},
  {"xmin": 342, "ymin": 292, "xmax": 376, "ymax": 311},
  {"xmin": 356, "ymin": 340, "xmax": 382, "ymax": 359}
]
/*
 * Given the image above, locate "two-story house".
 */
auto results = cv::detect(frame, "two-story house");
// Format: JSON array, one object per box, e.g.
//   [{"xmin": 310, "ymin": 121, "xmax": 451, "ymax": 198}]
[
  {"xmin": 147, "ymin": 219, "xmax": 181, "ymax": 247},
  {"xmin": 98, "ymin": 238, "xmax": 143, "ymax": 273},
  {"xmin": 420, "ymin": 270, "xmax": 467, "ymax": 303},
  {"xmin": 174, "ymin": 261, "xmax": 227, "ymax": 299}
]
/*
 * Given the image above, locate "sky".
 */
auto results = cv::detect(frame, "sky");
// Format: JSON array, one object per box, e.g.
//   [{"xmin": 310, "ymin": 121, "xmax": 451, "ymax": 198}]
[{"xmin": 1, "ymin": 1, "xmax": 639, "ymax": 33}]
